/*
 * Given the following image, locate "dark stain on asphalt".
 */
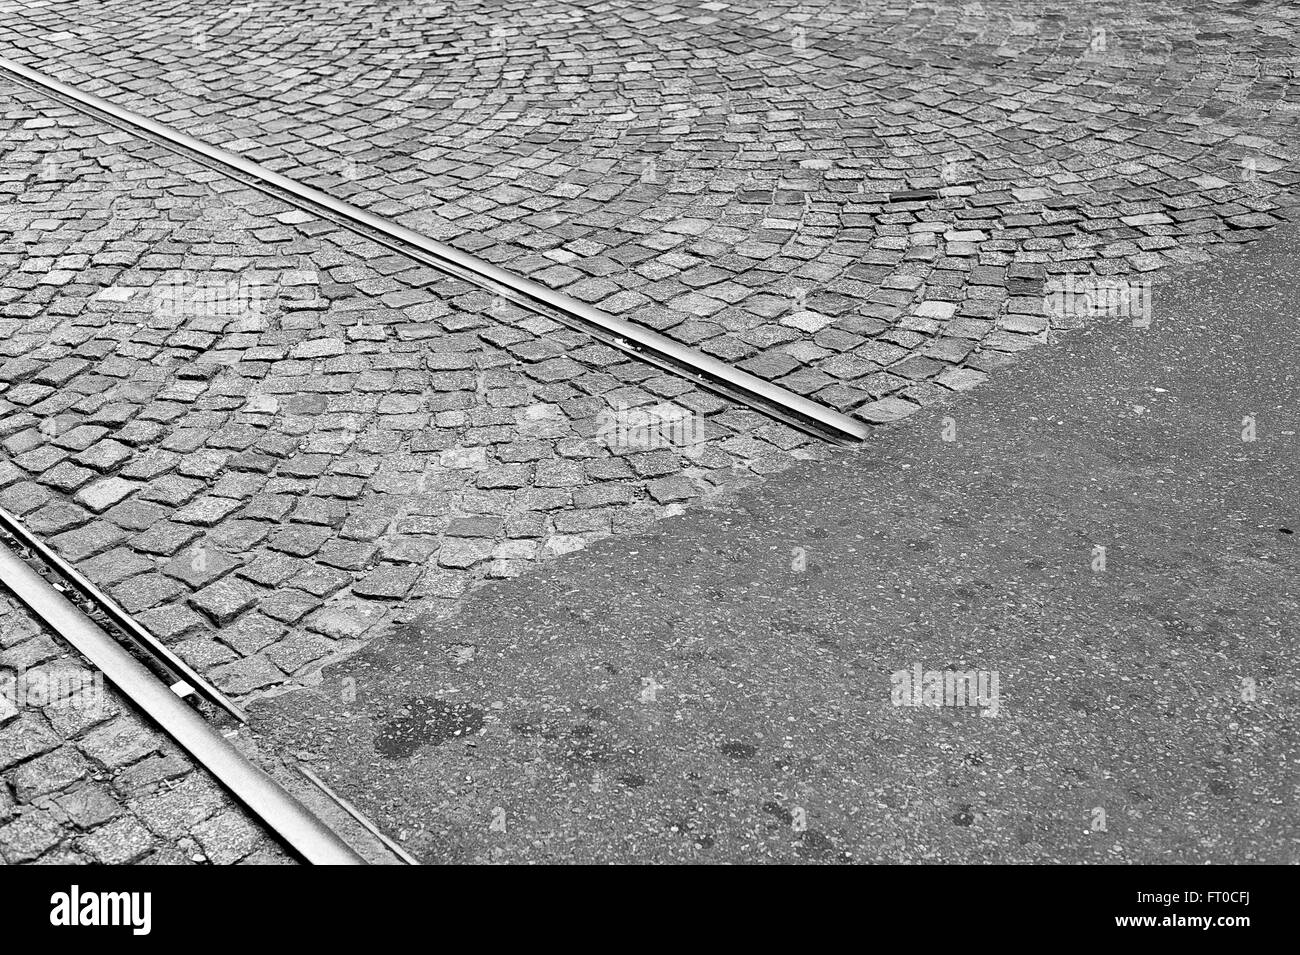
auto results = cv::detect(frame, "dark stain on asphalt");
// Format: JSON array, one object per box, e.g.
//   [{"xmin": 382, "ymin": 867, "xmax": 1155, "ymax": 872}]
[
  {"xmin": 1068, "ymin": 693, "xmax": 1101, "ymax": 715},
  {"xmin": 763, "ymin": 801, "xmax": 791, "ymax": 821},
  {"xmin": 794, "ymin": 830, "xmax": 838, "ymax": 860},
  {"xmin": 720, "ymin": 741, "xmax": 757, "ymax": 759},
  {"xmin": 375, "ymin": 697, "xmax": 485, "ymax": 758},
  {"xmin": 668, "ymin": 819, "xmax": 714, "ymax": 850}
]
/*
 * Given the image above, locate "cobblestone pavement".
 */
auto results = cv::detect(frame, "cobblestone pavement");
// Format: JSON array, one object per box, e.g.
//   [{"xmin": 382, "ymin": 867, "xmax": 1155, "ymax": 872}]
[
  {"xmin": 252, "ymin": 222, "xmax": 1300, "ymax": 865},
  {"xmin": 0, "ymin": 34, "xmax": 828, "ymax": 862},
  {"xmin": 0, "ymin": 591, "xmax": 292, "ymax": 864},
  {"xmin": 0, "ymin": 76, "xmax": 815, "ymax": 705},
  {"xmin": 0, "ymin": 0, "xmax": 1298, "ymax": 864},
  {"xmin": 2, "ymin": 0, "xmax": 1297, "ymax": 423}
]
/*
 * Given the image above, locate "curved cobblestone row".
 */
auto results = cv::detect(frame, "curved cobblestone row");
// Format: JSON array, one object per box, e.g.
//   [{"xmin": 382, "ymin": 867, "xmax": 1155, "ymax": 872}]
[
  {"xmin": 0, "ymin": 1, "xmax": 1297, "ymax": 867},
  {"xmin": 2, "ymin": 0, "xmax": 1296, "ymax": 422},
  {"xmin": 0, "ymin": 81, "xmax": 822, "ymax": 705}
]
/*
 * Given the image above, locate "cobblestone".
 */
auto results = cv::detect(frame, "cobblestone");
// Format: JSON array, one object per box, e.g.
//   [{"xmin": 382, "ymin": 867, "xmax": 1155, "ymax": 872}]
[
  {"xmin": 0, "ymin": 0, "xmax": 1296, "ymax": 866},
  {"xmin": 1, "ymin": 1, "xmax": 1295, "ymax": 427},
  {"xmin": 0, "ymin": 593, "xmax": 291, "ymax": 864},
  {"xmin": 0, "ymin": 73, "xmax": 811, "ymax": 713}
]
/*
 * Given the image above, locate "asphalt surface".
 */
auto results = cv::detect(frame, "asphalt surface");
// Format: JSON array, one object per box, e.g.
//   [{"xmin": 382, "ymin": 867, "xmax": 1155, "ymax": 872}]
[{"xmin": 252, "ymin": 226, "xmax": 1299, "ymax": 864}]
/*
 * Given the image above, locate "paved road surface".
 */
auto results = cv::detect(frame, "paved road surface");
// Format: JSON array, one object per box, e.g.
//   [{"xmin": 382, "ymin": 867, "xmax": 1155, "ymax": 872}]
[
  {"xmin": 2, "ymin": 0, "xmax": 1296, "ymax": 864},
  {"xmin": 4, "ymin": 0, "xmax": 1297, "ymax": 422},
  {"xmin": 255, "ymin": 224, "xmax": 1299, "ymax": 863}
]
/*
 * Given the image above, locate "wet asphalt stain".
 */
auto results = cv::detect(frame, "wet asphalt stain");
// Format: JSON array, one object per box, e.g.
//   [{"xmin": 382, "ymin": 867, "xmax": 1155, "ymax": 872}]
[
  {"xmin": 794, "ymin": 829, "xmax": 839, "ymax": 861},
  {"xmin": 375, "ymin": 696, "xmax": 485, "ymax": 758},
  {"xmin": 762, "ymin": 801, "xmax": 793, "ymax": 825},
  {"xmin": 764, "ymin": 803, "xmax": 846, "ymax": 861},
  {"xmin": 720, "ymin": 741, "xmax": 757, "ymax": 759}
]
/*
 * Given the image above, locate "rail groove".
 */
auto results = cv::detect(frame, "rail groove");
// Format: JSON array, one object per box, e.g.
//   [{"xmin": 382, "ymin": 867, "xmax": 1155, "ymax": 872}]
[
  {"xmin": 0, "ymin": 505, "xmax": 247, "ymax": 722},
  {"xmin": 0, "ymin": 508, "xmax": 416, "ymax": 865}
]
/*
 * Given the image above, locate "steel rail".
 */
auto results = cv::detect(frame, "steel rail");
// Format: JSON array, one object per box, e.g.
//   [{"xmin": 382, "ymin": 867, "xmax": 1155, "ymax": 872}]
[
  {"xmin": 0, "ymin": 504, "xmax": 248, "ymax": 723},
  {"xmin": 0, "ymin": 56, "xmax": 870, "ymax": 445},
  {"xmin": 0, "ymin": 540, "xmax": 366, "ymax": 865}
]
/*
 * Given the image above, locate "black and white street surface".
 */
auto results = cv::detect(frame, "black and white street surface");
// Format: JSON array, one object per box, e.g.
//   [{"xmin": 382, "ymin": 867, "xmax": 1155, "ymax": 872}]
[
  {"xmin": 0, "ymin": 0, "xmax": 1296, "ymax": 866},
  {"xmin": 254, "ymin": 225, "xmax": 1300, "ymax": 864}
]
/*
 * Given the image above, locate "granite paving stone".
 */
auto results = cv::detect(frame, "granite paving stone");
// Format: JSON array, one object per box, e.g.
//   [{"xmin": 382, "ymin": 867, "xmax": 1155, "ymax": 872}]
[{"xmin": 0, "ymin": 0, "xmax": 1296, "ymax": 868}]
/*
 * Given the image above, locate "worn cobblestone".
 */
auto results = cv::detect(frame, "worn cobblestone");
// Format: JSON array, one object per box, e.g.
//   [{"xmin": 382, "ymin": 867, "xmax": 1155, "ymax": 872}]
[
  {"xmin": 0, "ymin": 74, "xmax": 812, "ymax": 714},
  {"xmin": 1, "ymin": 0, "xmax": 1293, "ymax": 423},
  {"xmin": 0, "ymin": 593, "xmax": 292, "ymax": 864},
  {"xmin": 0, "ymin": 0, "xmax": 1296, "ymax": 866}
]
